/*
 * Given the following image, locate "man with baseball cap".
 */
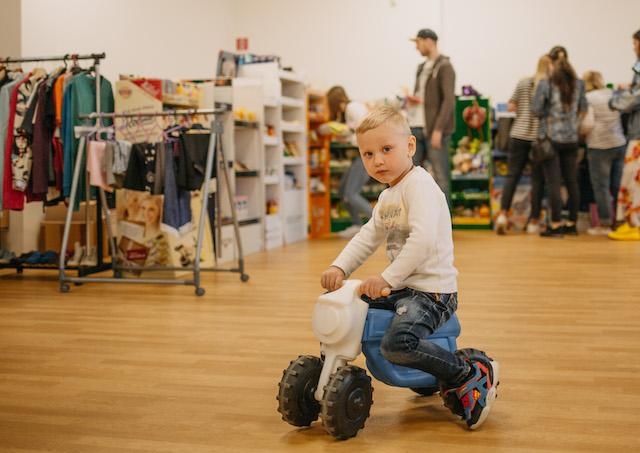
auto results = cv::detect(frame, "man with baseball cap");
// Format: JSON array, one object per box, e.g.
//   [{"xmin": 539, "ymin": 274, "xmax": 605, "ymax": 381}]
[{"xmin": 407, "ymin": 28, "xmax": 456, "ymax": 204}]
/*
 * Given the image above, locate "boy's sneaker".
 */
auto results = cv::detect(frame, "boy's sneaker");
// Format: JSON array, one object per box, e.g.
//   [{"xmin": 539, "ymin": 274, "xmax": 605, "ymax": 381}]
[
  {"xmin": 441, "ymin": 357, "xmax": 500, "ymax": 429},
  {"xmin": 495, "ymin": 213, "xmax": 507, "ymax": 235}
]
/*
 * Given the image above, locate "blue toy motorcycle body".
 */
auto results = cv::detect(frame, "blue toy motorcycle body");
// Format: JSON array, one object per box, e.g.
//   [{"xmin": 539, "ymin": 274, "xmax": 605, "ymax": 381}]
[{"xmin": 277, "ymin": 280, "xmax": 460, "ymax": 439}]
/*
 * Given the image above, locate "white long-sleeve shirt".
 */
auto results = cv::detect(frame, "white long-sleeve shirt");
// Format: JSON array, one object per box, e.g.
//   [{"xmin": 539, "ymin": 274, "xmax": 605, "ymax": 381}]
[{"xmin": 332, "ymin": 166, "xmax": 458, "ymax": 293}]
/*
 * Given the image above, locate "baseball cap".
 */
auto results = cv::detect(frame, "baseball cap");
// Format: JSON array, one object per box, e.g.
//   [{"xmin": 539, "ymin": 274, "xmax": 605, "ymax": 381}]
[{"xmin": 410, "ymin": 28, "xmax": 438, "ymax": 42}]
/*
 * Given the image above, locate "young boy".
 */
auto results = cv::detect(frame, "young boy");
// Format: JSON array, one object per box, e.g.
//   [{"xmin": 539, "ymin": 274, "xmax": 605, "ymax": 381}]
[{"xmin": 320, "ymin": 106, "xmax": 499, "ymax": 429}]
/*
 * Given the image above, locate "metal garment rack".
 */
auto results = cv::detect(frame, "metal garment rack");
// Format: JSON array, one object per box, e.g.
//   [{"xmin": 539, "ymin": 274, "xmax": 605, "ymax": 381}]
[
  {"xmin": 0, "ymin": 52, "xmax": 108, "ymax": 275},
  {"xmin": 59, "ymin": 107, "xmax": 248, "ymax": 296}
]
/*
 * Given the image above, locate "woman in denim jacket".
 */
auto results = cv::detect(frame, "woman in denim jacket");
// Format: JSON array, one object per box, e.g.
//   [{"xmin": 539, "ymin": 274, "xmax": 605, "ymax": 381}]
[{"xmin": 531, "ymin": 51, "xmax": 588, "ymax": 237}]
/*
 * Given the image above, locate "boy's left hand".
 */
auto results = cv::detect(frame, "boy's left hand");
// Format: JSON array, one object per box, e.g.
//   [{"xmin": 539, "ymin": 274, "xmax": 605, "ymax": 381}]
[{"xmin": 359, "ymin": 276, "xmax": 391, "ymax": 299}]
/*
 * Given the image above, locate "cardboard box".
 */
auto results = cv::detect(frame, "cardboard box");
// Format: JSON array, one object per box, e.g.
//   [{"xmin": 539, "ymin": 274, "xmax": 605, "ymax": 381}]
[
  {"xmin": 44, "ymin": 201, "xmax": 97, "ymax": 223},
  {"xmin": 40, "ymin": 220, "xmax": 109, "ymax": 256},
  {"xmin": 0, "ymin": 209, "xmax": 9, "ymax": 229}
]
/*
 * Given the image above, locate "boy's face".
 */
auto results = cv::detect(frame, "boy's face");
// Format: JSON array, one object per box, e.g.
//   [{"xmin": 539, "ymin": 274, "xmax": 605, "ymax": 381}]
[{"xmin": 357, "ymin": 121, "xmax": 416, "ymax": 187}]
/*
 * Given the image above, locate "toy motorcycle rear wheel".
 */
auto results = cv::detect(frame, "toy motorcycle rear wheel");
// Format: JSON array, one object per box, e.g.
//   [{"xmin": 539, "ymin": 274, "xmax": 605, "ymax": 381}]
[
  {"xmin": 321, "ymin": 365, "xmax": 373, "ymax": 440},
  {"xmin": 277, "ymin": 355, "xmax": 323, "ymax": 427}
]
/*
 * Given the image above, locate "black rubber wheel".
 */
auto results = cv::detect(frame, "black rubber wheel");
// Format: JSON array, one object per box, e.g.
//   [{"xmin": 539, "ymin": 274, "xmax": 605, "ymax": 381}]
[
  {"xmin": 321, "ymin": 365, "xmax": 373, "ymax": 440},
  {"xmin": 60, "ymin": 283, "xmax": 70, "ymax": 293},
  {"xmin": 195, "ymin": 287, "xmax": 205, "ymax": 296},
  {"xmin": 410, "ymin": 386, "xmax": 439, "ymax": 397},
  {"xmin": 277, "ymin": 355, "xmax": 323, "ymax": 427},
  {"xmin": 240, "ymin": 274, "xmax": 249, "ymax": 282}
]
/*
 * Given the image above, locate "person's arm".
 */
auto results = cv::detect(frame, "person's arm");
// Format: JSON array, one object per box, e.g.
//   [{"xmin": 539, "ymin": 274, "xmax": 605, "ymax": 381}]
[
  {"xmin": 507, "ymin": 80, "xmax": 521, "ymax": 112},
  {"xmin": 432, "ymin": 61, "xmax": 456, "ymax": 148},
  {"xmin": 610, "ymin": 85, "xmax": 640, "ymax": 113},
  {"xmin": 330, "ymin": 202, "xmax": 386, "ymax": 278},
  {"xmin": 577, "ymin": 80, "xmax": 588, "ymax": 117},
  {"xmin": 530, "ymin": 79, "xmax": 549, "ymax": 117}
]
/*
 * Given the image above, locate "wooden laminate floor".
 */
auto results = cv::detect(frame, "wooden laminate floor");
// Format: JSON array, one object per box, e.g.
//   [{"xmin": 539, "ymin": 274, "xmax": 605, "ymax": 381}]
[{"xmin": 1, "ymin": 231, "xmax": 639, "ymax": 452}]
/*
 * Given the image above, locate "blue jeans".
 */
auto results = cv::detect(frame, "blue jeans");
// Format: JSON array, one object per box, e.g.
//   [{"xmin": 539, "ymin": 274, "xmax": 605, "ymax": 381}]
[
  {"xmin": 586, "ymin": 146, "xmax": 625, "ymax": 226},
  {"xmin": 338, "ymin": 156, "xmax": 372, "ymax": 226},
  {"xmin": 411, "ymin": 127, "xmax": 451, "ymax": 203},
  {"xmin": 364, "ymin": 288, "xmax": 470, "ymax": 386}
]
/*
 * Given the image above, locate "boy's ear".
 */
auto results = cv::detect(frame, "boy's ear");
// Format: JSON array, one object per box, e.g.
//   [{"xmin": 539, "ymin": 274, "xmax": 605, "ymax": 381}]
[{"xmin": 408, "ymin": 134, "xmax": 417, "ymax": 157}]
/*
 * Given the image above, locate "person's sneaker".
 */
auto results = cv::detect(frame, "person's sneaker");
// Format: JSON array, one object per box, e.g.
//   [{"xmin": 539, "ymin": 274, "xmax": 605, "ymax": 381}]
[
  {"xmin": 563, "ymin": 224, "xmax": 578, "ymax": 236},
  {"xmin": 540, "ymin": 224, "xmax": 564, "ymax": 238},
  {"xmin": 526, "ymin": 222, "xmax": 540, "ymax": 234},
  {"xmin": 80, "ymin": 246, "xmax": 97, "ymax": 266},
  {"xmin": 67, "ymin": 242, "xmax": 85, "ymax": 266},
  {"xmin": 608, "ymin": 223, "xmax": 640, "ymax": 241},
  {"xmin": 441, "ymin": 358, "xmax": 500, "ymax": 429},
  {"xmin": 494, "ymin": 213, "xmax": 507, "ymax": 235},
  {"xmin": 587, "ymin": 226, "xmax": 612, "ymax": 236},
  {"xmin": 337, "ymin": 225, "xmax": 361, "ymax": 239},
  {"xmin": 0, "ymin": 249, "xmax": 15, "ymax": 264}
]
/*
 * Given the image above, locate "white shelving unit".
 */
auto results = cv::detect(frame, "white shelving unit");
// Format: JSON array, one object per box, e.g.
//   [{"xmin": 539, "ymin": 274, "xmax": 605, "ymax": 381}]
[
  {"xmin": 239, "ymin": 62, "xmax": 308, "ymax": 246},
  {"xmin": 199, "ymin": 79, "xmax": 266, "ymax": 261}
]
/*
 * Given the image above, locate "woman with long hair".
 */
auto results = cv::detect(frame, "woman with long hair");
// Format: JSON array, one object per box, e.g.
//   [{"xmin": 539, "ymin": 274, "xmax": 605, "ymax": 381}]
[{"xmin": 531, "ymin": 50, "xmax": 588, "ymax": 237}]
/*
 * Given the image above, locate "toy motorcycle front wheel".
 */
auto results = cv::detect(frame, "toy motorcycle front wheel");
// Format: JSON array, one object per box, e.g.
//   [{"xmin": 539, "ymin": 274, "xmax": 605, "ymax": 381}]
[
  {"xmin": 277, "ymin": 355, "xmax": 323, "ymax": 426},
  {"xmin": 321, "ymin": 365, "xmax": 373, "ymax": 440}
]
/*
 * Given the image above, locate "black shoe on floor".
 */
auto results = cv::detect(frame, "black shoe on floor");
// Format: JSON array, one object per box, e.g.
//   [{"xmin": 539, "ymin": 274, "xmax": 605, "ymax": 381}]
[
  {"xmin": 540, "ymin": 225, "xmax": 564, "ymax": 238},
  {"xmin": 563, "ymin": 224, "xmax": 578, "ymax": 235}
]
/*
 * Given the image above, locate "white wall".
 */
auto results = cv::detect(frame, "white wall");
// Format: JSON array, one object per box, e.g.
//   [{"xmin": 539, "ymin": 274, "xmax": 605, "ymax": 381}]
[
  {"xmin": 21, "ymin": 0, "xmax": 236, "ymax": 82},
  {"xmin": 0, "ymin": 0, "xmax": 21, "ymax": 57},
  {"xmin": 21, "ymin": 0, "xmax": 640, "ymax": 104},
  {"xmin": 233, "ymin": 0, "xmax": 442, "ymax": 102},
  {"xmin": 440, "ymin": 0, "xmax": 639, "ymax": 102}
]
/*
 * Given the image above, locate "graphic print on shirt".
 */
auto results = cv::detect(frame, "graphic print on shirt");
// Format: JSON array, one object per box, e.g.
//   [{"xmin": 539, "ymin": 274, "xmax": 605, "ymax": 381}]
[{"xmin": 378, "ymin": 199, "xmax": 410, "ymax": 260}]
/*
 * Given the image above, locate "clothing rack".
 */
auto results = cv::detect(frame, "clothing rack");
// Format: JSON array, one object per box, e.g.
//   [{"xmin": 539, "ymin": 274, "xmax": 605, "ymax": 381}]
[
  {"xmin": 0, "ymin": 53, "xmax": 106, "ymax": 64},
  {"xmin": 0, "ymin": 52, "xmax": 107, "ymax": 275},
  {"xmin": 59, "ymin": 107, "xmax": 248, "ymax": 295}
]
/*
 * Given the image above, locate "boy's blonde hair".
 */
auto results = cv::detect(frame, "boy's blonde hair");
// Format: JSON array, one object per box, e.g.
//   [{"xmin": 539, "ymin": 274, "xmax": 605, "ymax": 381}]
[
  {"xmin": 356, "ymin": 105, "xmax": 410, "ymax": 136},
  {"xmin": 583, "ymin": 70, "xmax": 605, "ymax": 92}
]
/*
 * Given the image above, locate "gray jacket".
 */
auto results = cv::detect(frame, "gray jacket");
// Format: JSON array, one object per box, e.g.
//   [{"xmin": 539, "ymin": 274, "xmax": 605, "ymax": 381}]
[
  {"xmin": 414, "ymin": 55, "xmax": 456, "ymax": 136},
  {"xmin": 610, "ymin": 61, "xmax": 640, "ymax": 140}
]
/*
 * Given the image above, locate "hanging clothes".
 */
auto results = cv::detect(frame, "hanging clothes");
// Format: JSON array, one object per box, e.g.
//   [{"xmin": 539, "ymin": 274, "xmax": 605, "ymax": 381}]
[
  {"xmin": 162, "ymin": 141, "xmax": 192, "ymax": 236},
  {"xmin": 122, "ymin": 142, "xmax": 165, "ymax": 194},
  {"xmin": 61, "ymin": 72, "xmax": 114, "ymax": 208},
  {"xmin": 0, "ymin": 74, "xmax": 23, "ymax": 210},
  {"xmin": 2, "ymin": 72, "xmax": 33, "ymax": 210}
]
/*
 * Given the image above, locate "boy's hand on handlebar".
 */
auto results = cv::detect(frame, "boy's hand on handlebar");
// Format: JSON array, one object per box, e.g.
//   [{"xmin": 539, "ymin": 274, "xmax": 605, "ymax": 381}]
[
  {"xmin": 321, "ymin": 266, "xmax": 345, "ymax": 292},
  {"xmin": 359, "ymin": 276, "xmax": 391, "ymax": 299}
]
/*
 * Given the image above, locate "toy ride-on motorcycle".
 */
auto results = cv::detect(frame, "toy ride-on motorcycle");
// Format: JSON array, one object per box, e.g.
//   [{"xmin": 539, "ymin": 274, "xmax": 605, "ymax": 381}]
[{"xmin": 277, "ymin": 280, "xmax": 479, "ymax": 440}]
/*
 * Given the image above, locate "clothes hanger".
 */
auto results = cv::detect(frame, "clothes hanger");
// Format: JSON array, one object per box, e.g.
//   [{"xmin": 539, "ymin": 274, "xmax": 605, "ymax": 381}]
[{"xmin": 70, "ymin": 54, "xmax": 82, "ymax": 75}]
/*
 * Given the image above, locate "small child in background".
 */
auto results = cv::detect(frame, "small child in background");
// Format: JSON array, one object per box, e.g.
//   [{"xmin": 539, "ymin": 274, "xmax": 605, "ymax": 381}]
[{"xmin": 320, "ymin": 106, "xmax": 499, "ymax": 429}]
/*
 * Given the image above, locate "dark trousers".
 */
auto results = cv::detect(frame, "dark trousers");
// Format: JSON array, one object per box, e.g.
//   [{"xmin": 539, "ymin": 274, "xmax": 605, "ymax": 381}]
[
  {"xmin": 541, "ymin": 141, "xmax": 580, "ymax": 223},
  {"xmin": 500, "ymin": 138, "xmax": 545, "ymax": 220}
]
